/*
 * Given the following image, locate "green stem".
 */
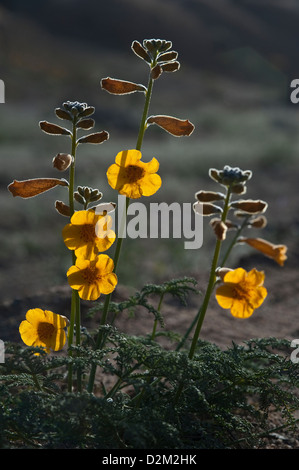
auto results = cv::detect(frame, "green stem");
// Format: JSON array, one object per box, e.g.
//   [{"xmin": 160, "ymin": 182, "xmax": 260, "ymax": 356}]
[
  {"xmin": 176, "ymin": 192, "xmax": 247, "ymax": 353},
  {"xmin": 87, "ymin": 72, "xmax": 155, "ymax": 394},
  {"xmin": 151, "ymin": 292, "xmax": 164, "ymax": 341},
  {"xmin": 67, "ymin": 120, "xmax": 82, "ymax": 392},
  {"xmin": 174, "ymin": 187, "xmax": 232, "ymax": 405}
]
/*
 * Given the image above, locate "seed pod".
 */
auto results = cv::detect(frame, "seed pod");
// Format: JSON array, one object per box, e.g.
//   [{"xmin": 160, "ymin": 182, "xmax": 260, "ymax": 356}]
[
  {"xmin": 158, "ymin": 51, "xmax": 178, "ymax": 62},
  {"xmin": 230, "ymin": 199, "xmax": 268, "ymax": 214},
  {"xmin": 79, "ymin": 106, "xmax": 95, "ymax": 118},
  {"xmin": 161, "ymin": 61, "xmax": 180, "ymax": 72},
  {"xmin": 52, "ymin": 153, "xmax": 72, "ymax": 171},
  {"xmin": 151, "ymin": 64, "xmax": 163, "ymax": 80},
  {"xmin": 193, "ymin": 201, "xmax": 222, "ymax": 216},
  {"xmin": 210, "ymin": 218, "xmax": 227, "ymax": 240},
  {"xmin": 55, "ymin": 108, "xmax": 72, "ymax": 121},
  {"xmin": 131, "ymin": 40, "xmax": 151, "ymax": 63},
  {"xmin": 230, "ymin": 183, "xmax": 247, "ymax": 195},
  {"xmin": 195, "ymin": 190, "xmax": 225, "ymax": 202},
  {"xmin": 77, "ymin": 131, "xmax": 109, "ymax": 145},
  {"xmin": 101, "ymin": 77, "xmax": 147, "ymax": 95},
  {"xmin": 39, "ymin": 121, "xmax": 71, "ymax": 136},
  {"xmin": 55, "ymin": 200, "xmax": 71, "ymax": 217},
  {"xmin": 248, "ymin": 215, "xmax": 267, "ymax": 229},
  {"xmin": 76, "ymin": 118, "xmax": 95, "ymax": 130},
  {"xmin": 147, "ymin": 115, "xmax": 195, "ymax": 137},
  {"xmin": 8, "ymin": 178, "xmax": 68, "ymax": 198}
]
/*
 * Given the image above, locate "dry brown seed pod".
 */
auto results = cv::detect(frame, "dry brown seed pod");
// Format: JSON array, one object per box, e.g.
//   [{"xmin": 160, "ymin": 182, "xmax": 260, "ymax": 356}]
[
  {"xmin": 248, "ymin": 215, "xmax": 267, "ymax": 229},
  {"xmin": 158, "ymin": 51, "xmax": 178, "ymax": 62},
  {"xmin": 39, "ymin": 121, "xmax": 71, "ymax": 136},
  {"xmin": 193, "ymin": 201, "xmax": 222, "ymax": 216},
  {"xmin": 151, "ymin": 64, "xmax": 163, "ymax": 80},
  {"xmin": 55, "ymin": 200, "xmax": 71, "ymax": 217},
  {"xmin": 101, "ymin": 77, "xmax": 147, "ymax": 95},
  {"xmin": 8, "ymin": 178, "xmax": 68, "ymax": 198},
  {"xmin": 210, "ymin": 218, "xmax": 228, "ymax": 240},
  {"xmin": 55, "ymin": 108, "xmax": 72, "ymax": 121},
  {"xmin": 147, "ymin": 115, "xmax": 195, "ymax": 137},
  {"xmin": 195, "ymin": 190, "xmax": 225, "ymax": 202},
  {"xmin": 161, "ymin": 61, "xmax": 180, "ymax": 72},
  {"xmin": 131, "ymin": 40, "xmax": 151, "ymax": 63},
  {"xmin": 52, "ymin": 153, "xmax": 72, "ymax": 171},
  {"xmin": 76, "ymin": 118, "xmax": 95, "ymax": 130},
  {"xmin": 230, "ymin": 199, "xmax": 268, "ymax": 214},
  {"xmin": 77, "ymin": 131, "xmax": 109, "ymax": 145}
]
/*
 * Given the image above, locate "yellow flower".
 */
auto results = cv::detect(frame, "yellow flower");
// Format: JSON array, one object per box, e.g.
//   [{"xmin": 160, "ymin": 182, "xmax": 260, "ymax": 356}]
[
  {"xmin": 62, "ymin": 209, "xmax": 116, "ymax": 260},
  {"xmin": 19, "ymin": 308, "xmax": 68, "ymax": 353},
  {"xmin": 67, "ymin": 254, "xmax": 117, "ymax": 300},
  {"xmin": 107, "ymin": 149, "xmax": 162, "ymax": 199},
  {"xmin": 215, "ymin": 267, "xmax": 267, "ymax": 318},
  {"xmin": 239, "ymin": 237, "xmax": 287, "ymax": 266}
]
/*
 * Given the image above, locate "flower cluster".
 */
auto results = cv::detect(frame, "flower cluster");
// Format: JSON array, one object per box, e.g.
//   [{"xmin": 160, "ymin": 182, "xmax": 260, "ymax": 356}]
[
  {"xmin": 63, "ymin": 209, "xmax": 118, "ymax": 301},
  {"xmin": 193, "ymin": 165, "xmax": 287, "ymax": 319}
]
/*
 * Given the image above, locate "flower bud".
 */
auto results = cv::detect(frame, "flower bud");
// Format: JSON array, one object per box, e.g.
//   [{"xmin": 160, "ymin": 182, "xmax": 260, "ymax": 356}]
[{"xmin": 52, "ymin": 153, "xmax": 72, "ymax": 171}]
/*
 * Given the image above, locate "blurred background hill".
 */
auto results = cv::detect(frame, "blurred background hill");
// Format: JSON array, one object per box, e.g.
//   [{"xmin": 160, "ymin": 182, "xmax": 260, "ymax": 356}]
[{"xmin": 0, "ymin": 0, "xmax": 299, "ymax": 304}]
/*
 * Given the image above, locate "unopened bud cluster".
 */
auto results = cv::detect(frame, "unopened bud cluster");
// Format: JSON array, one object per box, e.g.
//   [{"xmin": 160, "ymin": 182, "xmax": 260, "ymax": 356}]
[
  {"xmin": 193, "ymin": 165, "xmax": 268, "ymax": 241},
  {"xmin": 132, "ymin": 38, "xmax": 180, "ymax": 80},
  {"xmin": 56, "ymin": 101, "xmax": 95, "ymax": 123},
  {"xmin": 74, "ymin": 186, "xmax": 103, "ymax": 207}
]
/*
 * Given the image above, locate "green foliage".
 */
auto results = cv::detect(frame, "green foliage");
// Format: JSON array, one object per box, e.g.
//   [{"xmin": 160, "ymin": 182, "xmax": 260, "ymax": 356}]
[{"xmin": 1, "ymin": 329, "xmax": 298, "ymax": 448}]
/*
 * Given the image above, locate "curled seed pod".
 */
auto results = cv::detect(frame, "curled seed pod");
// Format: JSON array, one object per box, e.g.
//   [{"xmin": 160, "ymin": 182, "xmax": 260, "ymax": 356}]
[
  {"xmin": 101, "ymin": 77, "xmax": 147, "ymax": 95},
  {"xmin": 77, "ymin": 131, "xmax": 109, "ymax": 145},
  {"xmin": 131, "ymin": 40, "xmax": 151, "ymax": 63},
  {"xmin": 55, "ymin": 108, "xmax": 72, "ymax": 121},
  {"xmin": 230, "ymin": 183, "xmax": 247, "ymax": 195},
  {"xmin": 84, "ymin": 187, "xmax": 91, "ymax": 199},
  {"xmin": 76, "ymin": 118, "xmax": 95, "ymax": 130},
  {"xmin": 79, "ymin": 106, "xmax": 95, "ymax": 117},
  {"xmin": 230, "ymin": 199, "xmax": 268, "ymax": 214},
  {"xmin": 52, "ymin": 153, "xmax": 73, "ymax": 171},
  {"xmin": 248, "ymin": 215, "xmax": 267, "ymax": 229},
  {"xmin": 161, "ymin": 61, "xmax": 180, "ymax": 72},
  {"xmin": 193, "ymin": 201, "xmax": 222, "ymax": 216},
  {"xmin": 151, "ymin": 64, "xmax": 163, "ymax": 80},
  {"xmin": 195, "ymin": 190, "xmax": 225, "ymax": 202},
  {"xmin": 147, "ymin": 115, "xmax": 195, "ymax": 137},
  {"xmin": 55, "ymin": 200, "xmax": 71, "ymax": 217},
  {"xmin": 39, "ymin": 121, "xmax": 71, "ymax": 136},
  {"xmin": 210, "ymin": 218, "xmax": 227, "ymax": 240},
  {"xmin": 158, "ymin": 51, "xmax": 178, "ymax": 62}
]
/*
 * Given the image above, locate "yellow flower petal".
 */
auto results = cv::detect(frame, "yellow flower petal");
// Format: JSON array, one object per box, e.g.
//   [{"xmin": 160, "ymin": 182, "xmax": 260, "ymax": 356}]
[{"xmin": 115, "ymin": 149, "xmax": 141, "ymax": 166}]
